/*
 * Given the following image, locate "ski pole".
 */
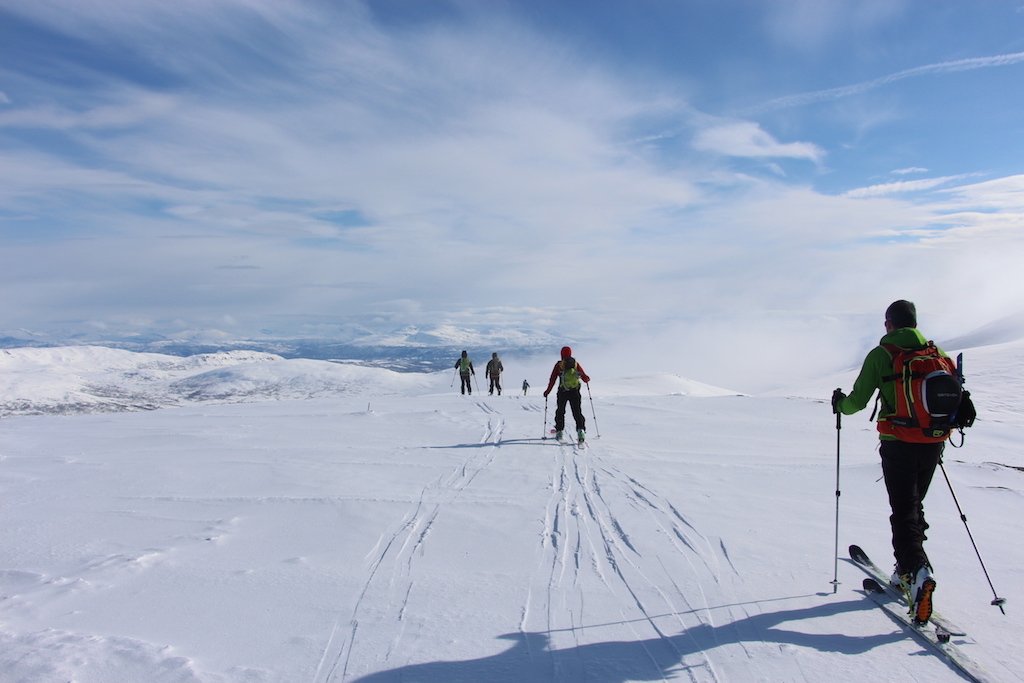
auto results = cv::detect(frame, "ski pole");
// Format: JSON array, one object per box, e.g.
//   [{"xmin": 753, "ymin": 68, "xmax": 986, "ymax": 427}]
[
  {"xmin": 938, "ymin": 458, "xmax": 1007, "ymax": 613},
  {"xmin": 451, "ymin": 368, "xmax": 458, "ymax": 387},
  {"xmin": 832, "ymin": 390, "xmax": 842, "ymax": 593},
  {"xmin": 542, "ymin": 395, "xmax": 549, "ymax": 439},
  {"xmin": 585, "ymin": 382, "xmax": 600, "ymax": 438}
]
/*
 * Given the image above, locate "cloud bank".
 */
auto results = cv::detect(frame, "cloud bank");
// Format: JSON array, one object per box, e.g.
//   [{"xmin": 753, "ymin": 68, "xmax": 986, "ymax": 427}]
[{"xmin": 2, "ymin": 0, "xmax": 1024, "ymax": 390}]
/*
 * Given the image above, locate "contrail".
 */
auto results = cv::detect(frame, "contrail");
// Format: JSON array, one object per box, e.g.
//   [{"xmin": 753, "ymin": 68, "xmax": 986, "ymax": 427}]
[{"xmin": 746, "ymin": 51, "xmax": 1024, "ymax": 114}]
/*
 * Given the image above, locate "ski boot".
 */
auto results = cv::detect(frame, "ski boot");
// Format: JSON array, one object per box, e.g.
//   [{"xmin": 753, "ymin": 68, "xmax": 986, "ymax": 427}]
[{"xmin": 909, "ymin": 566, "xmax": 936, "ymax": 625}]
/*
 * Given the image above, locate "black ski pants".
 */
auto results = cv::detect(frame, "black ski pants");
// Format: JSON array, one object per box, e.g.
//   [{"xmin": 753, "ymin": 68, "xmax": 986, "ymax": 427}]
[
  {"xmin": 554, "ymin": 387, "xmax": 585, "ymax": 433},
  {"xmin": 879, "ymin": 439, "xmax": 943, "ymax": 575},
  {"xmin": 489, "ymin": 376, "xmax": 501, "ymax": 395},
  {"xmin": 460, "ymin": 373, "xmax": 472, "ymax": 394}
]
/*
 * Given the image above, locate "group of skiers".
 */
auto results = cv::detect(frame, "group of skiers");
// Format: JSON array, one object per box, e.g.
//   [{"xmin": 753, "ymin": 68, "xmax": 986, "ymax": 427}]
[
  {"xmin": 452, "ymin": 300, "xmax": 981, "ymax": 625},
  {"xmin": 454, "ymin": 345, "xmax": 590, "ymax": 442},
  {"xmin": 454, "ymin": 351, "xmax": 508, "ymax": 396}
]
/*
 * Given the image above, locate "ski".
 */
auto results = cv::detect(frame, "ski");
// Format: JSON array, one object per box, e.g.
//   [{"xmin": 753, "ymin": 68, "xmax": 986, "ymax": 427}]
[
  {"xmin": 862, "ymin": 578, "xmax": 994, "ymax": 683},
  {"xmin": 849, "ymin": 544, "xmax": 965, "ymax": 637},
  {"xmin": 546, "ymin": 429, "xmax": 568, "ymax": 445},
  {"xmin": 548, "ymin": 429, "xmax": 586, "ymax": 447}
]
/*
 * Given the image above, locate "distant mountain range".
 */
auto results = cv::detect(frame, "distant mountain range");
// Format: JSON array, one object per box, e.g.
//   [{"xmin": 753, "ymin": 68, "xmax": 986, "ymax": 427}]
[
  {"xmin": 0, "ymin": 345, "xmax": 443, "ymax": 416},
  {"xmin": 0, "ymin": 324, "xmax": 571, "ymax": 373},
  {"xmin": 0, "ymin": 343, "xmax": 739, "ymax": 417}
]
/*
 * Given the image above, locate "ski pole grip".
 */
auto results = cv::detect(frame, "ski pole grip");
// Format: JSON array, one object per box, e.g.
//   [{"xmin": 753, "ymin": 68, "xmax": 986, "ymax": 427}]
[{"xmin": 833, "ymin": 388, "xmax": 843, "ymax": 428}]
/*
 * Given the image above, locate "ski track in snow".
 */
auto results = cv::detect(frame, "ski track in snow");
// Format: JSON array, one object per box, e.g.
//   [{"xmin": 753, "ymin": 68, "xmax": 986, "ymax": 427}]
[
  {"xmin": 322, "ymin": 396, "xmax": 757, "ymax": 681},
  {"xmin": 311, "ymin": 396, "xmax": 824, "ymax": 682},
  {"xmin": 318, "ymin": 401, "xmax": 506, "ymax": 683},
  {"xmin": 523, "ymin": 438, "xmax": 726, "ymax": 683}
]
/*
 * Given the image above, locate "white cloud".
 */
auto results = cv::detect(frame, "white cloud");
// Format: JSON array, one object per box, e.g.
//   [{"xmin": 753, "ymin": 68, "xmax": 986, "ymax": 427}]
[
  {"xmin": 938, "ymin": 174, "xmax": 1024, "ymax": 210},
  {"xmin": 843, "ymin": 175, "xmax": 969, "ymax": 198},
  {"xmin": 2, "ymin": 0, "xmax": 1024, "ymax": 391},
  {"xmin": 692, "ymin": 122, "xmax": 824, "ymax": 162}
]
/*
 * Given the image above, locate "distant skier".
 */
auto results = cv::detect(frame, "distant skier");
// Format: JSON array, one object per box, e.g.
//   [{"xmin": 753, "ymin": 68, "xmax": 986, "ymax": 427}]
[
  {"xmin": 543, "ymin": 346, "xmax": 590, "ymax": 442},
  {"xmin": 522, "ymin": 379, "xmax": 530, "ymax": 396},
  {"xmin": 485, "ymin": 353, "xmax": 503, "ymax": 395},
  {"xmin": 454, "ymin": 351, "xmax": 475, "ymax": 395},
  {"xmin": 832, "ymin": 300, "xmax": 953, "ymax": 625}
]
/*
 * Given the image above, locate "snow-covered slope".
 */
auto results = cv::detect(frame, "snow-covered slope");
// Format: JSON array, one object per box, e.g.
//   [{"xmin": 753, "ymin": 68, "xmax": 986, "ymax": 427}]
[
  {"xmin": 0, "ymin": 342, "xmax": 1021, "ymax": 681},
  {"xmin": 594, "ymin": 372, "xmax": 741, "ymax": 398},
  {"xmin": 0, "ymin": 346, "xmax": 443, "ymax": 416}
]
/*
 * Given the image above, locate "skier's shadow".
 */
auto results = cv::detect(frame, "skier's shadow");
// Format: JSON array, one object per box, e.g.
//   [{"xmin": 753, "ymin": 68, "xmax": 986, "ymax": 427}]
[
  {"xmin": 425, "ymin": 437, "xmax": 551, "ymax": 449},
  {"xmin": 349, "ymin": 597, "xmax": 907, "ymax": 682}
]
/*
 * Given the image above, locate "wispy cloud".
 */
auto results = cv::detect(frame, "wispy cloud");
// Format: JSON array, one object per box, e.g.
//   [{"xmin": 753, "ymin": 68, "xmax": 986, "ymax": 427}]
[
  {"xmin": 843, "ymin": 175, "xmax": 970, "ymax": 198},
  {"xmin": 749, "ymin": 51, "xmax": 1024, "ymax": 113},
  {"xmin": 2, "ymin": 1, "xmax": 1024, "ymax": 390}
]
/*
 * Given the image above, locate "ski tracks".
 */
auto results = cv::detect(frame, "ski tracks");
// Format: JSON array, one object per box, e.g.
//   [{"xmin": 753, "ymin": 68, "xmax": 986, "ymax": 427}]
[
  {"xmin": 523, "ymin": 442, "xmax": 727, "ymax": 682},
  {"xmin": 316, "ymin": 401, "xmax": 505, "ymax": 683}
]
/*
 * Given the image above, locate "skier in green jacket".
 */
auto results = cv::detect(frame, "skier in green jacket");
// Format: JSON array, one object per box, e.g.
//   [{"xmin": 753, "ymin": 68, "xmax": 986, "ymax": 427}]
[
  {"xmin": 832, "ymin": 300, "xmax": 945, "ymax": 624},
  {"xmin": 454, "ymin": 351, "xmax": 475, "ymax": 395}
]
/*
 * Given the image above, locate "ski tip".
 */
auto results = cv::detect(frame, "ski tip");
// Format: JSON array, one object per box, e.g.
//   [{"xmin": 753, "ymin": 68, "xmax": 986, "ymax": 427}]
[
  {"xmin": 849, "ymin": 545, "xmax": 869, "ymax": 564},
  {"xmin": 863, "ymin": 577, "xmax": 885, "ymax": 594}
]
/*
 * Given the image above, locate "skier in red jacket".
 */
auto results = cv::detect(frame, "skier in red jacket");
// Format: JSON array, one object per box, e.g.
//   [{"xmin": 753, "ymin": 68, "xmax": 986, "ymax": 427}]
[{"xmin": 543, "ymin": 346, "xmax": 590, "ymax": 442}]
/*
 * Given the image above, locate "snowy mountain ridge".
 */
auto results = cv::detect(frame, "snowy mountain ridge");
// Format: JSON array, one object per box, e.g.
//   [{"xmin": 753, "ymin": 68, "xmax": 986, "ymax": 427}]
[
  {"xmin": 7, "ymin": 323, "xmax": 1024, "ymax": 418},
  {"xmin": 0, "ymin": 346, "xmax": 439, "ymax": 416},
  {"xmin": 0, "ymin": 345, "xmax": 738, "ymax": 416},
  {"xmin": 0, "ymin": 322, "xmax": 570, "ymax": 367}
]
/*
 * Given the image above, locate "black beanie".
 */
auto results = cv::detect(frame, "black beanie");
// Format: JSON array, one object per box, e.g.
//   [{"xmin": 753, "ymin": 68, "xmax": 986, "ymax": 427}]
[{"xmin": 886, "ymin": 300, "xmax": 917, "ymax": 328}]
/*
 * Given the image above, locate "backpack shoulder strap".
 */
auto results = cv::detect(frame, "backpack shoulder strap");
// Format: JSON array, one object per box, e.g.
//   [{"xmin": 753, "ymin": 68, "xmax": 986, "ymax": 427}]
[
  {"xmin": 879, "ymin": 343, "xmax": 901, "ymax": 383},
  {"xmin": 879, "ymin": 342, "xmax": 931, "ymax": 382}
]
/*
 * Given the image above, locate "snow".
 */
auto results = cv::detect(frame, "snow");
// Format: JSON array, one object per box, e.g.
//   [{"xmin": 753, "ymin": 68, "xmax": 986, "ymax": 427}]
[
  {"xmin": 0, "ymin": 347, "xmax": 436, "ymax": 416},
  {"xmin": 1, "ymin": 344, "xmax": 1022, "ymax": 681}
]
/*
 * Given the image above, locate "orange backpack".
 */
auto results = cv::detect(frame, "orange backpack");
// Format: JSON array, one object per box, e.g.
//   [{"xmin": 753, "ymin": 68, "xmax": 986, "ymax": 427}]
[{"xmin": 877, "ymin": 342, "xmax": 963, "ymax": 443}]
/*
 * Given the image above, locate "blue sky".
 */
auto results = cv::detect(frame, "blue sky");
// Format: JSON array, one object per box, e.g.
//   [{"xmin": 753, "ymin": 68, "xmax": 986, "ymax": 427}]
[{"xmin": 3, "ymin": 0, "xmax": 1024, "ymax": 387}]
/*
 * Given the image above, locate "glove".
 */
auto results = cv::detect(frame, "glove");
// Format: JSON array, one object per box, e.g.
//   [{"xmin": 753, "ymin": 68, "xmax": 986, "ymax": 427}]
[
  {"xmin": 543, "ymin": 389, "xmax": 550, "ymax": 398},
  {"xmin": 831, "ymin": 388, "xmax": 846, "ymax": 414}
]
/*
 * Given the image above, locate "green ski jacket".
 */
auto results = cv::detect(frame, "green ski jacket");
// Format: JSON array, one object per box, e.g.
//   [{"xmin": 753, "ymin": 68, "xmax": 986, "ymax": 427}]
[{"xmin": 837, "ymin": 327, "xmax": 950, "ymax": 441}]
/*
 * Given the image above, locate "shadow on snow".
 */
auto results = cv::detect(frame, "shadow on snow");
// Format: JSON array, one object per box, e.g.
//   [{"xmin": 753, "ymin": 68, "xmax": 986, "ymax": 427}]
[{"xmin": 349, "ymin": 597, "xmax": 911, "ymax": 682}]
